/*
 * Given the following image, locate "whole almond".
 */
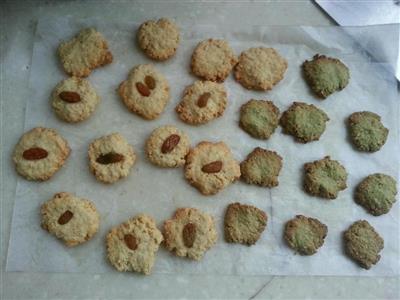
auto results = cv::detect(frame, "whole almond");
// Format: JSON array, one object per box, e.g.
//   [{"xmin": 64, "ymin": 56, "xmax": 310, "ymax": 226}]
[
  {"xmin": 161, "ymin": 134, "xmax": 181, "ymax": 154},
  {"xmin": 59, "ymin": 91, "xmax": 81, "ymax": 103},
  {"xmin": 201, "ymin": 161, "xmax": 223, "ymax": 173},
  {"xmin": 144, "ymin": 76, "xmax": 156, "ymax": 90},
  {"xmin": 58, "ymin": 210, "xmax": 74, "ymax": 225},
  {"xmin": 197, "ymin": 92, "xmax": 211, "ymax": 108},
  {"xmin": 136, "ymin": 82, "xmax": 151, "ymax": 97},
  {"xmin": 96, "ymin": 152, "xmax": 124, "ymax": 164},
  {"xmin": 124, "ymin": 234, "xmax": 138, "ymax": 250},
  {"xmin": 182, "ymin": 222, "xmax": 196, "ymax": 248},
  {"xmin": 22, "ymin": 147, "xmax": 48, "ymax": 160}
]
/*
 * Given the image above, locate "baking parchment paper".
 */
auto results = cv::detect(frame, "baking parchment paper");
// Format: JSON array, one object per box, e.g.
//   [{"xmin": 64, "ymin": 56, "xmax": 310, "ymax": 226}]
[{"xmin": 6, "ymin": 18, "xmax": 399, "ymax": 276}]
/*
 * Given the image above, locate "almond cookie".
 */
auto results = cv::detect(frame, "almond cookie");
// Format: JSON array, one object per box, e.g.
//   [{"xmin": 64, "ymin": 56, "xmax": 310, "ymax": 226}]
[
  {"xmin": 41, "ymin": 192, "xmax": 100, "ymax": 247},
  {"xmin": 347, "ymin": 111, "xmax": 388, "ymax": 152},
  {"xmin": 176, "ymin": 80, "xmax": 227, "ymax": 125},
  {"xmin": 118, "ymin": 64, "xmax": 170, "ymax": 120},
  {"xmin": 355, "ymin": 173, "xmax": 397, "ymax": 216},
  {"xmin": 280, "ymin": 102, "xmax": 329, "ymax": 143},
  {"xmin": 191, "ymin": 39, "xmax": 238, "ymax": 82},
  {"xmin": 239, "ymin": 99, "xmax": 280, "ymax": 139},
  {"xmin": 88, "ymin": 133, "xmax": 136, "ymax": 184},
  {"xmin": 58, "ymin": 28, "xmax": 113, "ymax": 77},
  {"xmin": 12, "ymin": 127, "xmax": 70, "ymax": 181},
  {"xmin": 240, "ymin": 147, "xmax": 283, "ymax": 188},
  {"xmin": 224, "ymin": 202, "xmax": 267, "ymax": 245},
  {"xmin": 234, "ymin": 47, "xmax": 288, "ymax": 91},
  {"xmin": 106, "ymin": 214, "xmax": 163, "ymax": 275},
  {"xmin": 145, "ymin": 125, "xmax": 190, "ymax": 168},
  {"xmin": 163, "ymin": 208, "xmax": 217, "ymax": 260},
  {"xmin": 303, "ymin": 54, "xmax": 349, "ymax": 99},
  {"xmin": 137, "ymin": 18, "xmax": 180, "ymax": 61},
  {"xmin": 284, "ymin": 215, "xmax": 328, "ymax": 255},
  {"xmin": 51, "ymin": 77, "xmax": 100, "ymax": 123},
  {"xmin": 304, "ymin": 156, "xmax": 347, "ymax": 199},
  {"xmin": 184, "ymin": 141, "xmax": 241, "ymax": 195},
  {"xmin": 344, "ymin": 220, "xmax": 384, "ymax": 269}
]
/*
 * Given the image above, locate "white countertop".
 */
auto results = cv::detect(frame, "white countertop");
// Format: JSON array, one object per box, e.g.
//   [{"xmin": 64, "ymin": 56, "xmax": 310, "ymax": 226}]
[{"xmin": 1, "ymin": 1, "xmax": 399, "ymax": 299}]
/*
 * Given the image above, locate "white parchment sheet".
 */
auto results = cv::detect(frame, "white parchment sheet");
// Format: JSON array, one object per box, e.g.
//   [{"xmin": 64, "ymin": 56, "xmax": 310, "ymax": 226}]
[{"xmin": 6, "ymin": 18, "xmax": 399, "ymax": 276}]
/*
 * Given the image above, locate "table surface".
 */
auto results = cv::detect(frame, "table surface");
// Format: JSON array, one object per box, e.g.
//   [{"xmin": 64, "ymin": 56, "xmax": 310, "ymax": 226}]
[{"xmin": 1, "ymin": 1, "xmax": 399, "ymax": 299}]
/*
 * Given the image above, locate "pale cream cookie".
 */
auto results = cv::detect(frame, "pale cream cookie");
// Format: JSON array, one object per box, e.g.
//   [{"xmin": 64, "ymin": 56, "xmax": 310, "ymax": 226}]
[
  {"xmin": 176, "ymin": 80, "xmax": 227, "ymax": 125},
  {"xmin": 58, "ymin": 28, "xmax": 113, "ymax": 77},
  {"xmin": 12, "ymin": 127, "xmax": 70, "ymax": 181},
  {"xmin": 184, "ymin": 141, "xmax": 241, "ymax": 195},
  {"xmin": 118, "ymin": 64, "xmax": 170, "ymax": 120},
  {"xmin": 163, "ymin": 208, "xmax": 217, "ymax": 260},
  {"xmin": 106, "ymin": 214, "xmax": 163, "ymax": 275},
  {"xmin": 41, "ymin": 192, "xmax": 100, "ymax": 247},
  {"xmin": 88, "ymin": 133, "xmax": 136, "ymax": 184}
]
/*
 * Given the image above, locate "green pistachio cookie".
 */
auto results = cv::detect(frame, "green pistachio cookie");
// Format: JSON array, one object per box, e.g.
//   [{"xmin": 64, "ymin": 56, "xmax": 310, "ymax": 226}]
[
  {"xmin": 239, "ymin": 99, "xmax": 280, "ymax": 139},
  {"xmin": 348, "ymin": 111, "xmax": 388, "ymax": 152},
  {"xmin": 302, "ymin": 54, "xmax": 349, "ymax": 99},
  {"xmin": 280, "ymin": 102, "xmax": 329, "ymax": 143}
]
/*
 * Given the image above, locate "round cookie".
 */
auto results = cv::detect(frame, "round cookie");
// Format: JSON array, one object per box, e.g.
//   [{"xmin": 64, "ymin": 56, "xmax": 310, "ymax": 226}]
[
  {"xmin": 302, "ymin": 54, "xmax": 349, "ymax": 99},
  {"xmin": 239, "ymin": 99, "xmax": 280, "ymax": 139},
  {"xmin": 176, "ymin": 80, "xmax": 227, "ymax": 125},
  {"xmin": 355, "ymin": 173, "xmax": 397, "ymax": 216},
  {"xmin": 234, "ymin": 47, "xmax": 288, "ymax": 91},
  {"xmin": 12, "ymin": 127, "xmax": 70, "ymax": 181},
  {"xmin": 184, "ymin": 141, "xmax": 241, "ymax": 195},
  {"xmin": 304, "ymin": 156, "xmax": 348, "ymax": 199},
  {"xmin": 280, "ymin": 102, "xmax": 329, "ymax": 143},
  {"xmin": 145, "ymin": 125, "xmax": 190, "ymax": 168},
  {"xmin": 224, "ymin": 202, "xmax": 267, "ymax": 246},
  {"xmin": 284, "ymin": 215, "xmax": 328, "ymax": 255},
  {"xmin": 163, "ymin": 208, "xmax": 217, "ymax": 260},
  {"xmin": 191, "ymin": 39, "xmax": 238, "ymax": 82},
  {"xmin": 41, "ymin": 192, "xmax": 100, "ymax": 247},
  {"xmin": 58, "ymin": 28, "xmax": 113, "ymax": 77},
  {"xmin": 347, "ymin": 111, "xmax": 388, "ymax": 152},
  {"xmin": 106, "ymin": 214, "xmax": 163, "ymax": 275},
  {"xmin": 88, "ymin": 133, "xmax": 136, "ymax": 184},
  {"xmin": 343, "ymin": 220, "xmax": 384, "ymax": 269},
  {"xmin": 240, "ymin": 147, "xmax": 283, "ymax": 188},
  {"xmin": 118, "ymin": 64, "xmax": 170, "ymax": 120},
  {"xmin": 51, "ymin": 77, "xmax": 100, "ymax": 123},
  {"xmin": 137, "ymin": 18, "xmax": 180, "ymax": 61}
]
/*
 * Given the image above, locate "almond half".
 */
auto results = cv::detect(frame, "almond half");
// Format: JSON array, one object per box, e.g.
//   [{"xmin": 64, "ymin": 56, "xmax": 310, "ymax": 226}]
[
  {"xmin": 124, "ymin": 234, "xmax": 138, "ymax": 250},
  {"xmin": 161, "ymin": 134, "xmax": 181, "ymax": 154},
  {"xmin": 59, "ymin": 91, "xmax": 81, "ymax": 103},
  {"xmin": 136, "ymin": 82, "xmax": 151, "ymax": 97},
  {"xmin": 23, "ymin": 147, "xmax": 48, "ymax": 160},
  {"xmin": 201, "ymin": 160, "xmax": 223, "ymax": 173},
  {"xmin": 96, "ymin": 152, "xmax": 124, "ymax": 164},
  {"xmin": 182, "ymin": 222, "xmax": 196, "ymax": 248},
  {"xmin": 58, "ymin": 210, "xmax": 74, "ymax": 225},
  {"xmin": 197, "ymin": 92, "xmax": 211, "ymax": 108}
]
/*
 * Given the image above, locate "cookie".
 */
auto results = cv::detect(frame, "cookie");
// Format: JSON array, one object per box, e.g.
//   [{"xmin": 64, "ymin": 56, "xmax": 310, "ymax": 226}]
[
  {"xmin": 280, "ymin": 102, "xmax": 329, "ymax": 143},
  {"xmin": 240, "ymin": 147, "xmax": 283, "ymax": 188},
  {"xmin": 163, "ymin": 208, "xmax": 217, "ymax": 260},
  {"xmin": 175, "ymin": 80, "xmax": 227, "ymax": 125},
  {"xmin": 191, "ymin": 39, "xmax": 238, "ymax": 82},
  {"xmin": 137, "ymin": 18, "xmax": 180, "ymax": 61},
  {"xmin": 41, "ymin": 192, "xmax": 100, "ymax": 247},
  {"xmin": 88, "ymin": 133, "xmax": 136, "ymax": 184},
  {"xmin": 355, "ymin": 173, "xmax": 397, "ymax": 216},
  {"xmin": 118, "ymin": 64, "xmax": 170, "ymax": 120},
  {"xmin": 224, "ymin": 202, "xmax": 267, "ymax": 245},
  {"xmin": 234, "ymin": 47, "xmax": 287, "ymax": 91},
  {"xmin": 347, "ymin": 111, "xmax": 388, "ymax": 152},
  {"xmin": 184, "ymin": 141, "xmax": 241, "ymax": 195},
  {"xmin": 343, "ymin": 220, "xmax": 384, "ymax": 269},
  {"xmin": 58, "ymin": 28, "xmax": 113, "ymax": 77},
  {"xmin": 51, "ymin": 77, "xmax": 100, "ymax": 123},
  {"xmin": 304, "ymin": 156, "xmax": 347, "ymax": 199},
  {"xmin": 145, "ymin": 125, "xmax": 190, "ymax": 168},
  {"xmin": 302, "ymin": 54, "xmax": 349, "ymax": 99},
  {"xmin": 12, "ymin": 127, "xmax": 70, "ymax": 181},
  {"xmin": 239, "ymin": 99, "xmax": 280, "ymax": 139},
  {"xmin": 284, "ymin": 215, "xmax": 328, "ymax": 255},
  {"xmin": 106, "ymin": 214, "xmax": 163, "ymax": 275}
]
